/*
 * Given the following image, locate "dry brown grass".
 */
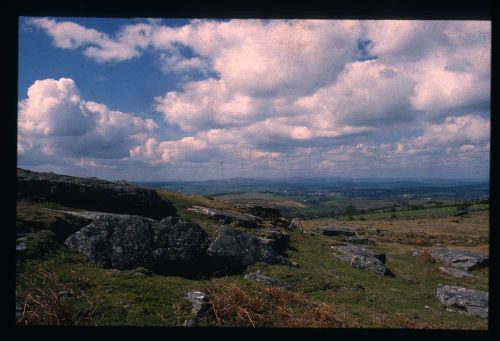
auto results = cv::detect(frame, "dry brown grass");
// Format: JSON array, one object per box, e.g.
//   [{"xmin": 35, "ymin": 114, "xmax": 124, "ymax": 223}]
[
  {"xmin": 198, "ymin": 281, "xmax": 351, "ymax": 328},
  {"xmin": 16, "ymin": 269, "xmax": 96, "ymax": 326},
  {"xmin": 394, "ymin": 314, "xmax": 441, "ymax": 329},
  {"xmin": 303, "ymin": 211, "xmax": 489, "ymax": 250}
]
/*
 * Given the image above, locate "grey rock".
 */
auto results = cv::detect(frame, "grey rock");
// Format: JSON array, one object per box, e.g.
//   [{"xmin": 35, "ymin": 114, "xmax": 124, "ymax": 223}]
[
  {"xmin": 207, "ymin": 226, "xmax": 294, "ymax": 270},
  {"xmin": 342, "ymin": 236, "xmax": 374, "ymax": 245},
  {"xmin": 253, "ymin": 228, "xmax": 290, "ymax": 252},
  {"xmin": 188, "ymin": 206, "xmax": 258, "ymax": 228},
  {"xmin": 332, "ymin": 244, "xmax": 394, "ymax": 276},
  {"xmin": 236, "ymin": 203, "xmax": 282, "ymax": 219},
  {"xmin": 187, "ymin": 290, "xmax": 210, "ymax": 316},
  {"xmin": 332, "ymin": 244, "xmax": 386, "ymax": 263},
  {"xmin": 435, "ymin": 285, "xmax": 488, "ymax": 318},
  {"xmin": 65, "ymin": 215, "xmax": 209, "ymax": 275},
  {"xmin": 321, "ymin": 227, "xmax": 356, "ymax": 237},
  {"xmin": 17, "ymin": 168, "xmax": 176, "ymax": 220},
  {"xmin": 244, "ymin": 270, "xmax": 292, "ymax": 289},
  {"xmin": 287, "ymin": 218, "xmax": 303, "ymax": 232},
  {"xmin": 16, "ymin": 235, "xmax": 28, "ymax": 256},
  {"xmin": 438, "ymin": 266, "xmax": 474, "ymax": 278},
  {"xmin": 430, "ymin": 248, "xmax": 488, "ymax": 271},
  {"xmin": 183, "ymin": 319, "xmax": 197, "ymax": 327}
]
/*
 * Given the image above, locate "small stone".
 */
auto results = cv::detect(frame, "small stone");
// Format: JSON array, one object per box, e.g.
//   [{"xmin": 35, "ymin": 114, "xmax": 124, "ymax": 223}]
[
  {"xmin": 424, "ymin": 305, "xmax": 430, "ymax": 309},
  {"xmin": 244, "ymin": 270, "xmax": 292, "ymax": 289},
  {"xmin": 287, "ymin": 218, "xmax": 303, "ymax": 232},
  {"xmin": 187, "ymin": 290, "xmax": 210, "ymax": 317},
  {"xmin": 183, "ymin": 319, "xmax": 197, "ymax": 327}
]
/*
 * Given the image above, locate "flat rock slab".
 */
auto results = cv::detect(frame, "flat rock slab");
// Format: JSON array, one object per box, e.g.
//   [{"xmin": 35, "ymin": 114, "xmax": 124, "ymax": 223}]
[
  {"xmin": 188, "ymin": 206, "xmax": 258, "ymax": 228},
  {"xmin": 207, "ymin": 225, "xmax": 293, "ymax": 271},
  {"xmin": 430, "ymin": 248, "xmax": 489, "ymax": 271},
  {"xmin": 438, "ymin": 266, "xmax": 474, "ymax": 278},
  {"xmin": 244, "ymin": 270, "xmax": 292, "ymax": 289},
  {"xmin": 65, "ymin": 215, "xmax": 209, "ymax": 275},
  {"xmin": 47, "ymin": 209, "xmax": 131, "ymax": 220},
  {"xmin": 435, "ymin": 285, "xmax": 488, "ymax": 318},
  {"xmin": 342, "ymin": 236, "xmax": 374, "ymax": 245},
  {"xmin": 236, "ymin": 204, "xmax": 282, "ymax": 219},
  {"xmin": 332, "ymin": 244, "xmax": 386, "ymax": 263},
  {"xmin": 17, "ymin": 168, "xmax": 176, "ymax": 220},
  {"xmin": 320, "ymin": 227, "xmax": 356, "ymax": 237},
  {"xmin": 332, "ymin": 244, "xmax": 394, "ymax": 276}
]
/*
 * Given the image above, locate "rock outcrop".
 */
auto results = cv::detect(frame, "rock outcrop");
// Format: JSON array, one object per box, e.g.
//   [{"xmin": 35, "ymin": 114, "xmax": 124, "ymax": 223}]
[
  {"xmin": 236, "ymin": 203, "xmax": 282, "ymax": 219},
  {"xmin": 253, "ymin": 228, "xmax": 290, "ymax": 253},
  {"xmin": 430, "ymin": 248, "xmax": 489, "ymax": 271},
  {"xmin": 435, "ymin": 285, "xmax": 488, "ymax": 318},
  {"xmin": 207, "ymin": 226, "xmax": 294, "ymax": 272},
  {"xmin": 17, "ymin": 168, "xmax": 176, "ymax": 220},
  {"xmin": 65, "ymin": 215, "xmax": 209, "ymax": 276},
  {"xmin": 244, "ymin": 270, "xmax": 292, "ymax": 289},
  {"xmin": 320, "ymin": 227, "xmax": 356, "ymax": 237},
  {"xmin": 188, "ymin": 205, "xmax": 258, "ymax": 228},
  {"xmin": 331, "ymin": 244, "xmax": 394, "ymax": 276}
]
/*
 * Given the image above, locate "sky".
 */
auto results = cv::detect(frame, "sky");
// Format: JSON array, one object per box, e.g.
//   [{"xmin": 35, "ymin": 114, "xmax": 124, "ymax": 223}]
[{"xmin": 17, "ymin": 17, "xmax": 491, "ymax": 181}]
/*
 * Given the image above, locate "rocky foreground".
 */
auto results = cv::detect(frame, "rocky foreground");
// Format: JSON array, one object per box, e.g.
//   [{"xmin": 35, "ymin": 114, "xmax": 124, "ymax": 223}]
[{"xmin": 16, "ymin": 169, "xmax": 490, "ymax": 326}]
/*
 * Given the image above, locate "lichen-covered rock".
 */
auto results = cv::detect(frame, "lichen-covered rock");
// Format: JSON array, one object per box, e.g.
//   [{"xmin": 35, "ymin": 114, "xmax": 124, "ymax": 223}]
[
  {"xmin": 430, "ymin": 248, "xmax": 488, "ymax": 271},
  {"xmin": 188, "ymin": 206, "xmax": 258, "ymax": 228},
  {"xmin": 332, "ymin": 244, "xmax": 386, "ymax": 263},
  {"xmin": 332, "ymin": 244, "xmax": 394, "ymax": 276},
  {"xmin": 236, "ymin": 203, "xmax": 282, "ymax": 219},
  {"xmin": 17, "ymin": 168, "xmax": 176, "ymax": 220},
  {"xmin": 244, "ymin": 270, "xmax": 292, "ymax": 289},
  {"xmin": 65, "ymin": 215, "xmax": 209, "ymax": 275},
  {"xmin": 435, "ymin": 285, "xmax": 488, "ymax": 318},
  {"xmin": 207, "ymin": 226, "xmax": 293, "ymax": 271}
]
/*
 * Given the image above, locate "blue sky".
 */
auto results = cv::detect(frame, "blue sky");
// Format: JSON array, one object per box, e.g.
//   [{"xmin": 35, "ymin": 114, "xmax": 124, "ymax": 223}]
[{"xmin": 17, "ymin": 18, "xmax": 491, "ymax": 181}]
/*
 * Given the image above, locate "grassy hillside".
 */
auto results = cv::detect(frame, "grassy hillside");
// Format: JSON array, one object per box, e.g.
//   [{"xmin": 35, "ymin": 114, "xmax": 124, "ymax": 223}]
[{"xmin": 16, "ymin": 188, "xmax": 489, "ymax": 328}]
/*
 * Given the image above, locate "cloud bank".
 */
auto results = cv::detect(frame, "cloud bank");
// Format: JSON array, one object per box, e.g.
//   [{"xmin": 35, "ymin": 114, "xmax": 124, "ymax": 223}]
[{"xmin": 19, "ymin": 19, "xmax": 491, "ymax": 180}]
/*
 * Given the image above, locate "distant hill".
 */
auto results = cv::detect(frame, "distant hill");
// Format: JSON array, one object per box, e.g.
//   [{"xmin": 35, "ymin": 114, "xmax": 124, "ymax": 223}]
[{"xmin": 136, "ymin": 177, "xmax": 489, "ymax": 201}]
